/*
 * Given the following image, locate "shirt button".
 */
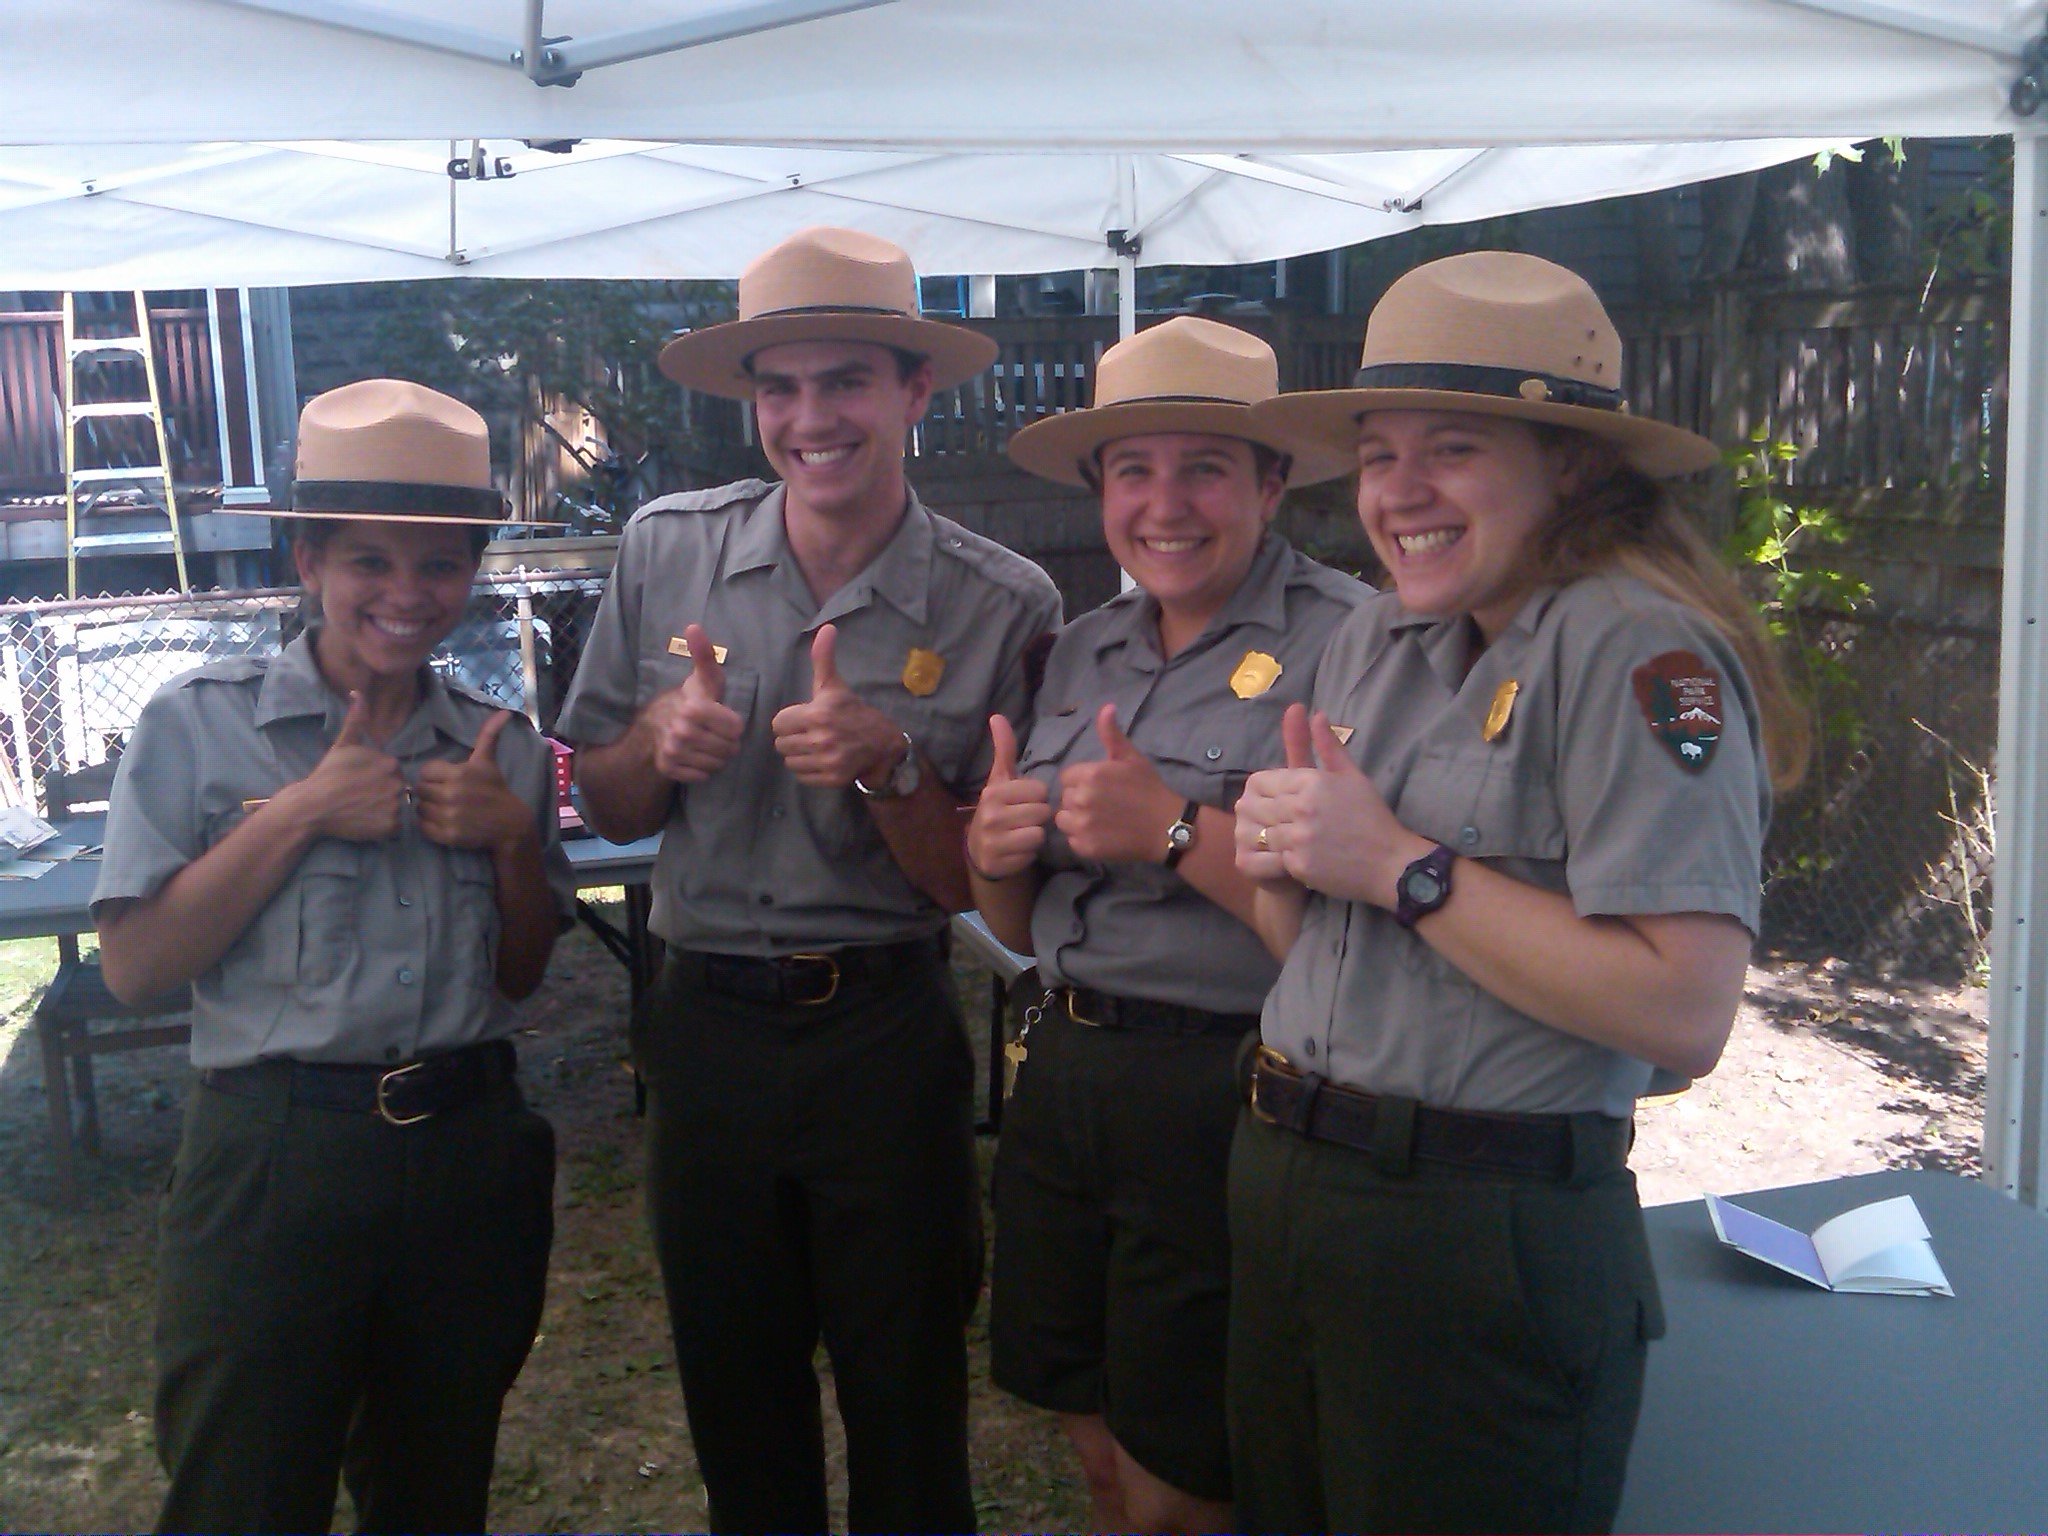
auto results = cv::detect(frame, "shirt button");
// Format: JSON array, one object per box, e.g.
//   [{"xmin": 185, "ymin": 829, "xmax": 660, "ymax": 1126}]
[
  {"xmin": 397, "ymin": 895, "xmax": 413, "ymax": 908},
  {"xmin": 1204, "ymin": 746, "xmax": 1222, "ymax": 761},
  {"xmin": 1303, "ymin": 1038, "xmax": 1317, "ymax": 1059},
  {"xmin": 758, "ymin": 893, "xmax": 775, "ymax": 906},
  {"xmin": 1459, "ymin": 825, "xmax": 1481, "ymax": 848},
  {"xmin": 384, "ymin": 1045, "xmax": 400, "ymax": 1062},
  {"xmin": 770, "ymin": 806, "xmax": 786, "ymax": 820},
  {"xmin": 397, "ymin": 967, "xmax": 415, "ymax": 985}
]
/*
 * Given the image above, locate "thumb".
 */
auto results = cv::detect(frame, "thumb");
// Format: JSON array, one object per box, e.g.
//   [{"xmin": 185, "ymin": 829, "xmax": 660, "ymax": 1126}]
[
  {"xmin": 683, "ymin": 624, "xmax": 725, "ymax": 705},
  {"xmin": 334, "ymin": 690, "xmax": 371, "ymax": 750},
  {"xmin": 470, "ymin": 709, "xmax": 513, "ymax": 765},
  {"xmin": 1311, "ymin": 711, "xmax": 1361, "ymax": 774},
  {"xmin": 1095, "ymin": 703, "xmax": 1137, "ymax": 762},
  {"xmin": 810, "ymin": 624, "xmax": 842, "ymax": 696},
  {"xmin": 1281, "ymin": 702, "xmax": 1313, "ymax": 770},
  {"xmin": 988, "ymin": 714, "xmax": 1018, "ymax": 783}
]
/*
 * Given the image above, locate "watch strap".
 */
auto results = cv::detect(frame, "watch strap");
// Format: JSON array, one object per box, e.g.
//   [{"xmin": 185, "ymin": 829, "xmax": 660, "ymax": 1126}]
[
  {"xmin": 1393, "ymin": 842, "xmax": 1457, "ymax": 929},
  {"xmin": 854, "ymin": 731, "xmax": 918, "ymax": 798}
]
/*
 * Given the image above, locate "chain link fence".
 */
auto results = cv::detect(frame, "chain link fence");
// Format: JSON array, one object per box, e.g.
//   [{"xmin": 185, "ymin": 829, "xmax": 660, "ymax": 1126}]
[{"xmin": 0, "ymin": 573, "xmax": 608, "ymax": 813}]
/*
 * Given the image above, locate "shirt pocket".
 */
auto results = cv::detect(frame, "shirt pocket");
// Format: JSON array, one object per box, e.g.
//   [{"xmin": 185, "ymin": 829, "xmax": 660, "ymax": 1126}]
[
  {"xmin": 1019, "ymin": 709, "xmax": 1093, "ymax": 790},
  {"xmin": 1149, "ymin": 696, "xmax": 1292, "ymax": 808},
  {"xmin": 447, "ymin": 848, "xmax": 500, "ymax": 993},
  {"xmin": 291, "ymin": 841, "xmax": 364, "ymax": 988},
  {"xmin": 897, "ymin": 695, "xmax": 978, "ymax": 793},
  {"xmin": 638, "ymin": 649, "xmax": 762, "ymax": 722},
  {"xmin": 1396, "ymin": 748, "xmax": 1567, "ymax": 866}
]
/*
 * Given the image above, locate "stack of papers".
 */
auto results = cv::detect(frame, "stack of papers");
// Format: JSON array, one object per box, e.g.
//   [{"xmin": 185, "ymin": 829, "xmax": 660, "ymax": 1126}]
[
  {"xmin": 1706, "ymin": 1192, "xmax": 1953, "ymax": 1296},
  {"xmin": 0, "ymin": 808, "xmax": 86, "ymax": 879}
]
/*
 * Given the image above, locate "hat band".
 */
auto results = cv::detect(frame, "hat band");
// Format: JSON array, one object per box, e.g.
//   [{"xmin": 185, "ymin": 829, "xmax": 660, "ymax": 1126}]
[
  {"xmin": 1352, "ymin": 362, "xmax": 1623, "ymax": 412},
  {"xmin": 745, "ymin": 301, "xmax": 923, "ymax": 321},
  {"xmin": 291, "ymin": 479, "xmax": 507, "ymax": 518},
  {"xmin": 1094, "ymin": 392, "xmax": 1259, "ymax": 408}
]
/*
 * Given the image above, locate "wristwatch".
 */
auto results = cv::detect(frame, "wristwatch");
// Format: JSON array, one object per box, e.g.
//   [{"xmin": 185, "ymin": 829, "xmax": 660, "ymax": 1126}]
[
  {"xmin": 1393, "ymin": 843, "xmax": 1457, "ymax": 928},
  {"xmin": 1162, "ymin": 798, "xmax": 1201, "ymax": 870},
  {"xmin": 854, "ymin": 732, "xmax": 921, "ymax": 799}
]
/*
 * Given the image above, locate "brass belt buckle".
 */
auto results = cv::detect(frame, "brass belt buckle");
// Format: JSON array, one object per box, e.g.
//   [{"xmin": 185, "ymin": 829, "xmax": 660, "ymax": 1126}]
[
  {"xmin": 1248, "ymin": 1043, "xmax": 1292, "ymax": 1125},
  {"xmin": 376, "ymin": 1060, "xmax": 433, "ymax": 1126},
  {"xmin": 789, "ymin": 953, "xmax": 840, "ymax": 1006},
  {"xmin": 1064, "ymin": 988, "xmax": 1105, "ymax": 1028}
]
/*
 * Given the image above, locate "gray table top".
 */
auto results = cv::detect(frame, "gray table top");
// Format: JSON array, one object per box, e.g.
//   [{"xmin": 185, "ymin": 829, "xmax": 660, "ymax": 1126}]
[
  {"xmin": 1618, "ymin": 1166, "xmax": 2048, "ymax": 1533},
  {"xmin": 0, "ymin": 818, "xmax": 659, "ymax": 942}
]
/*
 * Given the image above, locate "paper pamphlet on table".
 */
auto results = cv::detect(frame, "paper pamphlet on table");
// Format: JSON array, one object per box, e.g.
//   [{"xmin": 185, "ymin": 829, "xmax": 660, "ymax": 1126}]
[
  {"xmin": 1705, "ymin": 1192, "xmax": 1953, "ymax": 1296},
  {"xmin": 0, "ymin": 808, "xmax": 67, "ymax": 878}
]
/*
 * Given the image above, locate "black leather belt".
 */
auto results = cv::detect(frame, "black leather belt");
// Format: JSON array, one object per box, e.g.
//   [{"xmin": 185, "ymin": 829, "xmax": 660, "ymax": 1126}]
[
  {"xmin": 1247, "ymin": 1046, "xmax": 1630, "ymax": 1181},
  {"xmin": 1058, "ymin": 986, "xmax": 1261, "ymax": 1038},
  {"xmin": 680, "ymin": 936, "xmax": 946, "ymax": 1007},
  {"xmin": 202, "ymin": 1039, "xmax": 516, "ymax": 1126}
]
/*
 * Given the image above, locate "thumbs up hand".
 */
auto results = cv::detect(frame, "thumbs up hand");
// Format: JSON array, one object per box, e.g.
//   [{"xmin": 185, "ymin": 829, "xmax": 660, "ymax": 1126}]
[
  {"xmin": 1054, "ymin": 704, "xmax": 1184, "ymax": 865},
  {"xmin": 646, "ymin": 623, "xmax": 745, "ymax": 783},
  {"xmin": 298, "ymin": 690, "xmax": 407, "ymax": 842},
  {"xmin": 417, "ymin": 709, "xmax": 534, "ymax": 854},
  {"xmin": 966, "ymin": 714, "xmax": 1052, "ymax": 881},
  {"xmin": 772, "ymin": 624, "xmax": 909, "ymax": 789},
  {"xmin": 1236, "ymin": 705, "xmax": 1421, "ymax": 903}
]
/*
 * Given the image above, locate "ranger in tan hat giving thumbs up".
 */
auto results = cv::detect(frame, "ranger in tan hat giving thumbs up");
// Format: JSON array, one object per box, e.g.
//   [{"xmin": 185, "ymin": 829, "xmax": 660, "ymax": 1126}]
[{"xmin": 557, "ymin": 227, "xmax": 1060, "ymax": 1535}]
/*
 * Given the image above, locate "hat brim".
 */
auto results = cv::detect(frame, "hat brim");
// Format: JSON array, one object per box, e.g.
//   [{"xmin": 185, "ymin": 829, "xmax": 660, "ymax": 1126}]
[
  {"xmin": 215, "ymin": 507, "xmax": 563, "ymax": 527},
  {"xmin": 1007, "ymin": 401, "xmax": 1356, "ymax": 488},
  {"xmin": 658, "ymin": 312, "xmax": 999, "ymax": 398},
  {"xmin": 1249, "ymin": 389, "xmax": 1721, "ymax": 479}
]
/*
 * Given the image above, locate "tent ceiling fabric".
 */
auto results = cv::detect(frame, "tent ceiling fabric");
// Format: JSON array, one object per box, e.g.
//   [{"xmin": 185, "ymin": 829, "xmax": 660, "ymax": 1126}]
[
  {"xmin": 5, "ymin": 0, "xmax": 2030, "ymax": 150},
  {"xmin": 0, "ymin": 138, "xmax": 1851, "ymax": 286}
]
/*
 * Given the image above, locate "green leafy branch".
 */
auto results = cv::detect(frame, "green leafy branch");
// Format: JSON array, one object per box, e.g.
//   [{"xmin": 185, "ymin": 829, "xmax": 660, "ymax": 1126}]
[{"xmin": 1721, "ymin": 429, "xmax": 1872, "ymax": 788}]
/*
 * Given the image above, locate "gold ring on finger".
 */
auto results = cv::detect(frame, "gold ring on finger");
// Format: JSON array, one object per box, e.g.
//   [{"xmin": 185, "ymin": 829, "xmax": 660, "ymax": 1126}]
[{"xmin": 1256, "ymin": 826, "xmax": 1271, "ymax": 853}]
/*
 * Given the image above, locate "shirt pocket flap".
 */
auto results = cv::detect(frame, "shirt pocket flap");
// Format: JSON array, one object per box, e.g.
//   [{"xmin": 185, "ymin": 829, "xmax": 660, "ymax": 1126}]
[
  {"xmin": 1019, "ymin": 709, "xmax": 1093, "ymax": 778},
  {"xmin": 638, "ymin": 655, "xmax": 762, "ymax": 721},
  {"xmin": 1398, "ymin": 750, "xmax": 1566, "ymax": 863}
]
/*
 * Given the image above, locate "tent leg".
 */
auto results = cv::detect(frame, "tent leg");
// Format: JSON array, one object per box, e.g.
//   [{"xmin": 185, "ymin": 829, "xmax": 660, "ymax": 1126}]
[{"xmin": 1985, "ymin": 130, "xmax": 2048, "ymax": 1207}]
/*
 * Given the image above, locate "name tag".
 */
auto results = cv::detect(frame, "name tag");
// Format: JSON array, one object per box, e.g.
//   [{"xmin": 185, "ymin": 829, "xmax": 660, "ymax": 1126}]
[{"xmin": 668, "ymin": 636, "xmax": 728, "ymax": 663}]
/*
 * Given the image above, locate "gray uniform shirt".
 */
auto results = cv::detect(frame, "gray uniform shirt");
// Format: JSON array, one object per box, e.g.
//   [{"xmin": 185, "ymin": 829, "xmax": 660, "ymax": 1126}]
[
  {"xmin": 555, "ymin": 479, "xmax": 1062, "ymax": 954},
  {"xmin": 1024, "ymin": 533, "xmax": 1367, "ymax": 1015},
  {"xmin": 92, "ymin": 631, "xmax": 577, "ymax": 1071},
  {"xmin": 1262, "ymin": 574, "xmax": 1771, "ymax": 1118}
]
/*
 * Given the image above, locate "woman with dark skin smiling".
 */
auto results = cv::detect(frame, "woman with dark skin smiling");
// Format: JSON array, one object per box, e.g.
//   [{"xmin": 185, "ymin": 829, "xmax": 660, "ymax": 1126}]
[
  {"xmin": 93, "ymin": 380, "xmax": 574, "ymax": 1536},
  {"xmin": 1230, "ymin": 253, "xmax": 1807, "ymax": 1535},
  {"xmin": 967, "ymin": 317, "xmax": 1364, "ymax": 1534}
]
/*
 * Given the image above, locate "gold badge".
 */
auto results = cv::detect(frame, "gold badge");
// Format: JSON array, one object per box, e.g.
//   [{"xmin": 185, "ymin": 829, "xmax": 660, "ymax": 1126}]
[
  {"xmin": 1484, "ymin": 678, "xmax": 1519, "ymax": 742},
  {"xmin": 902, "ymin": 647, "xmax": 946, "ymax": 697},
  {"xmin": 1230, "ymin": 650, "xmax": 1283, "ymax": 700},
  {"xmin": 668, "ymin": 635, "xmax": 728, "ymax": 663},
  {"xmin": 1328, "ymin": 724, "xmax": 1355, "ymax": 746}
]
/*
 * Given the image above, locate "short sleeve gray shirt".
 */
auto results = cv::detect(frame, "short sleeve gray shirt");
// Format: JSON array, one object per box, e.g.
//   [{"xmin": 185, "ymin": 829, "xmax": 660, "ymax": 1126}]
[
  {"xmin": 1023, "ymin": 533, "xmax": 1367, "ymax": 1015},
  {"xmin": 1261, "ymin": 575, "xmax": 1771, "ymax": 1117},
  {"xmin": 93, "ymin": 632, "xmax": 577, "ymax": 1070},
  {"xmin": 555, "ymin": 480, "xmax": 1063, "ymax": 953}
]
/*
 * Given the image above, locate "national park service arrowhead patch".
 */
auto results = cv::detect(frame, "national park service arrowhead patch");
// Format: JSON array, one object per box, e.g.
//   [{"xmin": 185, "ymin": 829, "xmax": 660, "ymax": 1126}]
[{"xmin": 1631, "ymin": 650, "xmax": 1722, "ymax": 772}]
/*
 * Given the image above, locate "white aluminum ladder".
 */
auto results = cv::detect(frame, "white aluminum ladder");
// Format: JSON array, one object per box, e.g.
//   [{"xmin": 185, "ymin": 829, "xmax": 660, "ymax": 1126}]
[{"xmin": 60, "ymin": 291, "xmax": 190, "ymax": 597}]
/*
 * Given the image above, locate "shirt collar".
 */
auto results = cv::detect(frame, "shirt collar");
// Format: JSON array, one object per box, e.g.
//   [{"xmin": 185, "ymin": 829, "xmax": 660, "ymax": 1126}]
[
  {"xmin": 1090, "ymin": 530, "xmax": 1297, "ymax": 671},
  {"xmin": 729, "ymin": 480, "xmax": 935, "ymax": 627}
]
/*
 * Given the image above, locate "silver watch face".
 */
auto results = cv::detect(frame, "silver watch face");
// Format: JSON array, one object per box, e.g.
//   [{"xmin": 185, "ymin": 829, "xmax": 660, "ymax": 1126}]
[
  {"xmin": 1167, "ymin": 821, "xmax": 1194, "ymax": 850},
  {"xmin": 1403, "ymin": 867, "xmax": 1445, "ymax": 906}
]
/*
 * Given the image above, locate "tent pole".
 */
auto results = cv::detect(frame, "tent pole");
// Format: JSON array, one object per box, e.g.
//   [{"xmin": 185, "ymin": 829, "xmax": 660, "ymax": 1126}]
[{"xmin": 1985, "ymin": 128, "xmax": 2048, "ymax": 1208}]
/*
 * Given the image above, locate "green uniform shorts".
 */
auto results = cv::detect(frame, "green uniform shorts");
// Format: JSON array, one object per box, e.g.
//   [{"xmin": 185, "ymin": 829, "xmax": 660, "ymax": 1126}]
[{"xmin": 990, "ymin": 996, "xmax": 1250, "ymax": 1502}]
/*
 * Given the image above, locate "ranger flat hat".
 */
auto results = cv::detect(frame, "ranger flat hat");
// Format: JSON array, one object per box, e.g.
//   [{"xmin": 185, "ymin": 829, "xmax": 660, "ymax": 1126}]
[
  {"xmin": 1250, "ymin": 252, "xmax": 1720, "ymax": 479},
  {"xmin": 658, "ymin": 226, "xmax": 998, "ymax": 398},
  {"xmin": 1007, "ymin": 315, "xmax": 1355, "ymax": 488},
  {"xmin": 224, "ymin": 378, "xmax": 514, "ymax": 524}
]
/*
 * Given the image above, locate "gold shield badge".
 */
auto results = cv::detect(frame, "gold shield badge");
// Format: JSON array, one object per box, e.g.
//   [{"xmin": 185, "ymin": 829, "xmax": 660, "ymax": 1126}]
[
  {"xmin": 1484, "ymin": 678, "xmax": 1519, "ymax": 742},
  {"xmin": 668, "ymin": 635, "xmax": 728, "ymax": 663},
  {"xmin": 1230, "ymin": 650, "xmax": 1283, "ymax": 700},
  {"xmin": 902, "ymin": 647, "xmax": 946, "ymax": 697}
]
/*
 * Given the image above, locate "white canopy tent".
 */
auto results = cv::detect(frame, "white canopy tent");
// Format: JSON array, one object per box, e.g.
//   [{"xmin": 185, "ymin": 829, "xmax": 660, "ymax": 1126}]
[{"xmin": 13, "ymin": 0, "xmax": 2048, "ymax": 1205}]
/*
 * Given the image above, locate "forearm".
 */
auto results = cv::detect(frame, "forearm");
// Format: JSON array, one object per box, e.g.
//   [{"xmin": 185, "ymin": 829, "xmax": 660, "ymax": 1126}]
[
  {"xmin": 573, "ymin": 722, "xmax": 675, "ymax": 842},
  {"xmin": 1172, "ymin": 806, "xmax": 1262, "ymax": 932},
  {"xmin": 1250, "ymin": 880, "xmax": 1309, "ymax": 960},
  {"xmin": 1418, "ymin": 862, "xmax": 1752, "ymax": 1078},
  {"xmin": 96, "ymin": 784, "xmax": 323, "ymax": 1002},
  {"xmin": 867, "ymin": 761, "xmax": 974, "ymax": 913},
  {"xmin": 967, "ymin": 862, "xmax": 1042, "ymax": 954},
  {"xmin": 490, "ymin": 826, "xmax": 560, "ymax": 1001}
]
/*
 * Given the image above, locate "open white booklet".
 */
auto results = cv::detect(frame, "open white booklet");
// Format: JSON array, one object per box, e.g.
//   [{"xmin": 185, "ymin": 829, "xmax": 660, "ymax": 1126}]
[{"xmin": 1705, "ymin": 1192, "xmax": 1953, "ymax": 1296}]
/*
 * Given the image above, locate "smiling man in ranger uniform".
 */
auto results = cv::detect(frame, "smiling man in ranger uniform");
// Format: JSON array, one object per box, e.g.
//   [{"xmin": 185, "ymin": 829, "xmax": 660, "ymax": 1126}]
[{"xmin": 556, "ymin": 226, "xmax": 1061, "ymax": 1535}]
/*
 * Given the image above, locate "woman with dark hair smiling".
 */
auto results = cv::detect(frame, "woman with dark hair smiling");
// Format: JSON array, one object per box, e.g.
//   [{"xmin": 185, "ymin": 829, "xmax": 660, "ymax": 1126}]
[{"xmin": 1231, "ymin": 252, "xmax": 1806, "ymax": 1534}]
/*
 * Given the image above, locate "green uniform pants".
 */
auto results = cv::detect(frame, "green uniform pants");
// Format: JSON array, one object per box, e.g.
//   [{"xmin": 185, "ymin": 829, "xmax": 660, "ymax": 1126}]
[
  {"xmin": 1227, "ymin": 1108, "xmax": 1663, "ymax": 1535},
  {"xmin": 153, "ymin": 1063, "xmax": 555, "ymax": 1535},
  {"xmin": 635, "ymin": 947, "xmax": 982, "ymax": 1536}
]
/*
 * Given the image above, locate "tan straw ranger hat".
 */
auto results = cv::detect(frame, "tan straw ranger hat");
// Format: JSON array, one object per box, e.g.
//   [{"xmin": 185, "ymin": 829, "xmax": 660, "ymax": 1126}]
[
  {"xmin": 1006, "ymin": 315, "xmax": 1355, "ymax": 488},
  {"xmin": 1251, "ymin": 252, "xmax": 1719, "ymax": 478},
  {"xmin": 220, "ymin": 378, "xmax": 513, "ymax": 524},
  {"xmin": 658, "ymin": 226, "xmax": 998, "ymax": 398}
]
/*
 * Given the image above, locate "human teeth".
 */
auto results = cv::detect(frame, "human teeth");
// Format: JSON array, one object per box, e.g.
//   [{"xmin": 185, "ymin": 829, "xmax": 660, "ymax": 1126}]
[
  {"xmin": 1397, "ymin": 529, "xmax": 1461, "ymax": 555},
  {"xmin": 1144, "ymin": 538, "xmax": 1201, "ymax": 553},
  {"xmin": 798, "ymin": 448, "xmax": 851, "ymax": 465},
  {"xmin": 371, "ymin": 617, "xmax": 426, "ymax": 637}
]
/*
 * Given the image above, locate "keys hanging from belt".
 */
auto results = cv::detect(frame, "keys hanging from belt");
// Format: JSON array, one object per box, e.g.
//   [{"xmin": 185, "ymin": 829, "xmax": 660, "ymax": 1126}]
[{"xmin": 1005, "ymin": 988, "xmax": 1056, "ymax": 1100}]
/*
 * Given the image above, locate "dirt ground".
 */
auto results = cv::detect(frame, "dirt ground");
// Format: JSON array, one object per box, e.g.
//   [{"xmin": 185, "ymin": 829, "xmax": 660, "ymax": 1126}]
[{"xmin": 0, "ymin": 907, "xmax": 1988, "ymax": 1534}]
